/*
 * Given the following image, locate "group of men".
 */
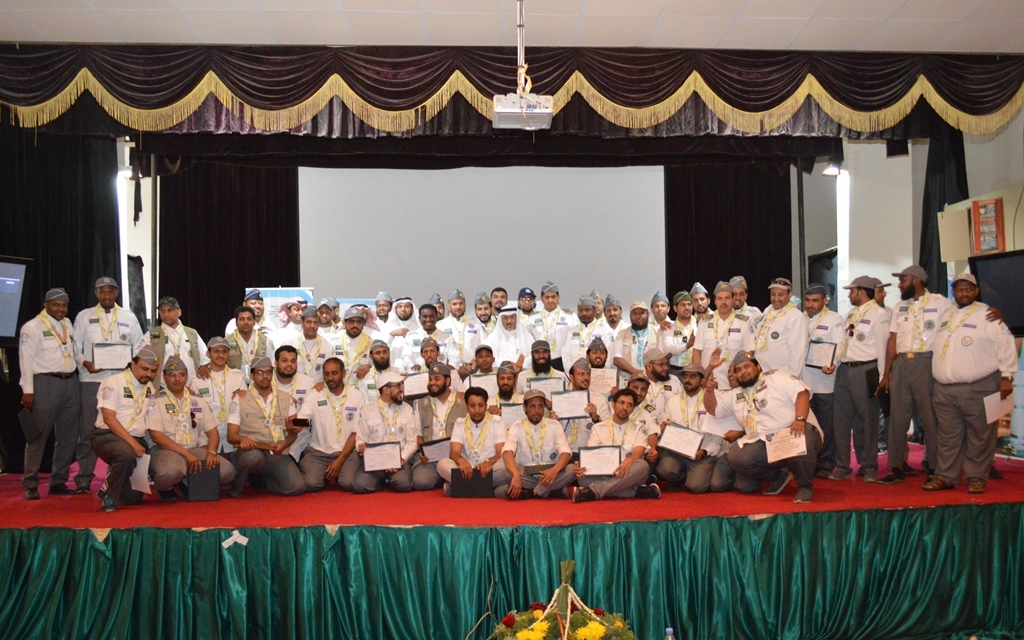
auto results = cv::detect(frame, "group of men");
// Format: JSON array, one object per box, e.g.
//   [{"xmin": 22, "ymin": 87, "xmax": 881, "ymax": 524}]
[{"xmin": 16, "ymin": 269, "xmax": 1017, "ymax": 511}]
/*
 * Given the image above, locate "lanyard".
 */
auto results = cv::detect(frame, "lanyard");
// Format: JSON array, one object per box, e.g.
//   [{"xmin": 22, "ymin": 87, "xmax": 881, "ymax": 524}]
[
  {"xmin": 210, "ymin": 369, "xmax": 228, "ymax": 422},
  {"xmin": 678, "ymin": 390, "xmax": 704, "ymax": 428},
  {"xmin": 608, "ymin": 418, "xmax": 634, "ymax": 447},
  {"xmin": 808, "ymin": 309, "xmax": 828, "ymax": 340},
  {"xmin": 376, "ymin": 398, "xmax": 400, "ymax": 440},
  {"xmin": 94, "ymin": 304, "xmax": 121, "ymax": 342},
  {"xmin": 165, "ymin": 325, "xmax": 188, "ymax": 358},
  {"xmin": 232, "ymin": 330, "xmax": 257, "ymax": 365},
  {"xmin": 430, "ymin": 395, "xmax": 455, "ymax": 436},
  {"xmin": 324, "ymin": 387, "xmax": 350, "ymax": 440},
  {"xmin": 300, "ymin": 335, "xmax": 323, "ymax": 371},
  {"xmin": 711, "ymin": 311, "xmax": 738, "ymax": 362},
  {"xmin": 740, "ymin": 374, "xmax": 764, "ymax": 434},
  {"xmin": 908, "ymin": 292, "xmax": 931, "ymax": 351},
  {"xmin": 165, "ymin": 388, "xmax": 194, "ymax": 445},
  {"xmin": 251, "ymin": 387, "xmax": 282, "ymax": 441},
  {"xmin": 121, "ymin": 370, "xmax": 149, "ymax": 430},
  {"xmin": 37, "ymin": 311, "xmax": 72, "ymax": 369},
  {"xmin": 839, "ymin": 301, "xmax": 877, "ymax": 358},
  {"xmin": 448, "ymin": 316, "xmax": 467, "ymax": 360},
  {"xmin": 341, "ymin": 333, "xmax": 371, "ymax": 370},
  {"xmin": 939, "ymin": 303, "xmax": 978, "ymax": 359},
  {"xmin": 463, "ymin": 414, "xmax": 490, "ymax": 461},
  {"xmin": 756, "ymin": 303, "xmax": 795, "ymax": 350},
  {"xmin": 522, "ymin": 420, "xmax": 548, "ymax": 460}
]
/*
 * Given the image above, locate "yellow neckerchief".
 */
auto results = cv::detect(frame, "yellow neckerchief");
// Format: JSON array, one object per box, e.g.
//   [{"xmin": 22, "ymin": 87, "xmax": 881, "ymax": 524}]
[
  {"xmin": 522, "ymin": 418, "xmax": 548, "ymax": 460},
  {"xmin": 209, "ymin": 368, "xmax": 229, "ymax": 422},
  {"xmin": 540, "ymin": 307, "xmax": 560, "ymax": 337},
  {"xmin": 94, "ymin": 304, "xmax": 121, "ymax": 341},
  {"xmin": 739, "ymin": 373, "xmax": 765, "ymax": 435},
  {"xmin": 250, "ymin": 386, "xmax": 283, "ymax": 441},
  {"xmin": 447, "ymin": 314, "xmax": 468, "ymax": 360},
  {"xmin": 607, "ymin": 416, "xmax": 635, "ymax": 447},
  {"xmin": 164, "ymin": 387, "xmax": 194, "ymax": 445},
  {"xmin": 340, "ymin": 332, "xmax": 373, "ymax": 370},
  {"xmin": 839, "ymin": 300, "xmax": 877, "ymax": 358},
  {"xmin": 674, "ymin": 317, "xmax": 694, "ymax": 337},
  {"xmin": 575, "ymin": 319, "xmax": 600, "ymax": 347},
  {"xmin": 756, "ymin": 302, "xmax": 796, "ymax": 350},
  {"xmin": 807, "ymin": 308, "xmax": 829, "ymax": 340},
  {"xmin": 429, "ymin": 393, "xmax": 456, "ymax": 436},
  {"xmin": 376, "ymin": 398, "xmax": 400, "ymax": 440},
  {"xmin": 324, "ymin": 386, "xmax": 351, "ymax": 440},
  {"xmin": 163, "ymin": 323, "xmax": 189, "ymax": 358},
  {"xmin": 480, "ymin": 317, "xmax": 497, "ymax": 335},
  {"xmin": 678, "ymin": 390, "xmax": 705, "ymax": 428},
  {"xmin": 711, "ymin": 310, "xmax": 739, "ymax": 361},
  {"xmin": 299, "ymin": 333, "xmax": 323, "ymax": 371},
  {"xmin": 121, "ymin": 369, "xmax": 150, "ymax": 430},
  {"xmin": 463, "ymin": 414, "xmax": 491, "ymax": 461},
  {"xmin": 939, "ymin": 302, "xmax": 979, "ymax": 359},
  {"xmin": 231, "ymin": 329, "xmax": 258, "ymax": 365},
  {"xmin": 37, "ymin": 311, "xmax": 72, "ymax": 369},
  {"xmin": 907, "ymin": 292, "xmax": 931, "ymax": 352}
]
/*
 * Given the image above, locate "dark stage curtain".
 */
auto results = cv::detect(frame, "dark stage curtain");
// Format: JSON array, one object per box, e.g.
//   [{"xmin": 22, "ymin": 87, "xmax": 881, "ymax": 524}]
[
  {"xmin": 0, "ymin": 505, "xmax": 1022, "ymax": 639},
  {"xmin": 158, "ymin": 161, "xmax": 299, "ymax": 341},
  {"xmin": 0, "ymin": 126, "xmax": 120, "ymax": 472},
  {"xmin": 664, "ymin": 162, "xmax": 793, "ymax": 310},
  {"xmin": 2, "ymin": 45, "xmax": 1022, "ymax": 137},
  {"xmin": 920, "ymin": 123, "xmax": 970, "ymax": 289}
]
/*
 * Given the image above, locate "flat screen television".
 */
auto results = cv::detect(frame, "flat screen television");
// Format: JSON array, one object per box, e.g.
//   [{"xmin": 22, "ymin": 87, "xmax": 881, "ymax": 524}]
[
  {"xmin": 0, "ymin": 255, "xmax": 33, "ymax": 348},
  {"xmin": 969, "ymin": 248, "xmax": 1024, "ymax": 336}
]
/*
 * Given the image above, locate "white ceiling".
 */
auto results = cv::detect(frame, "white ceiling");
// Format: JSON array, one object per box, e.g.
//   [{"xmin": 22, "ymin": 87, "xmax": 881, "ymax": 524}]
[{"xmin": 1, "ymin": 0, "xmax": 1022, "ymax": 53}]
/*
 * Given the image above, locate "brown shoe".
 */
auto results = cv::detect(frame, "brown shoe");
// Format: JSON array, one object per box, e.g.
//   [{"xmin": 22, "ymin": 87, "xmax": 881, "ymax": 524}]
[
  {"xmin": 967, "ymin": 479, "xmax": 985, "ymax": 494},
  {"xmin": 923, "ymin": 477, "xmax": 955, "ymax": 491},
  {"xmin": 989, "ymin": 466, "xmax": 1003, "ymax": 480}
]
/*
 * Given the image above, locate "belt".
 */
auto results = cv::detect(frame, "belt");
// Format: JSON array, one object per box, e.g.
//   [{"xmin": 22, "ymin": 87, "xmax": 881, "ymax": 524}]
[
  {"xmin": 900, "ymin": 352, "xmax": 932, "ymax": 360},
  {"xmin": 843, "ymin": 359, "xmax": 877, "ymax": 367},
  {"xmin": 38, "ymin": 371, "xmax": 78, "ymax": 379}
]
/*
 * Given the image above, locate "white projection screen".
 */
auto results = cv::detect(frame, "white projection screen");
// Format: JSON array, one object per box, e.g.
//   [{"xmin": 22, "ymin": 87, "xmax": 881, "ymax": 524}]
[{"xmin": 299, "ymin": 166, "xmax": 665, "ymax": 307}]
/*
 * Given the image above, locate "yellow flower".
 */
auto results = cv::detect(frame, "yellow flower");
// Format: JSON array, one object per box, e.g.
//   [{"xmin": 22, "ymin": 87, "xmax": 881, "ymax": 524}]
[
  {"xmin": 613, "ymin": 621, "xmax": 623, "ymax": 628},
  {"xmin": 574, "ymin": 621, "xmax": 607, "ymax": 640},
  {"xmin": 517, "ymin": 621, "xmax": 550, "ymax": 640},
  {"xmin": 533, "ymin": 610, "xmax": 544, "ymax": 620}
]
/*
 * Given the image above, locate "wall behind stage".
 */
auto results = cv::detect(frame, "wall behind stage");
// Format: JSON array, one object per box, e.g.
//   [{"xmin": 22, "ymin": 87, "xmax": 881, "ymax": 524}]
[{"xmin": 298, "ymin": 166, "xmax": 665, "ymax": 306}]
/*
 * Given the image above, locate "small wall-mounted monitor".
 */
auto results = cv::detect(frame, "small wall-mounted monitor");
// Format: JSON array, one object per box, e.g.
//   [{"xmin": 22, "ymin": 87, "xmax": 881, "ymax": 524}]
[
  {"xmin": 0, "ymin": 255, "xmax": 33, "ymax": 348},
  {"xmin": 969, "ymin": 248, "xmax": 1024, "ymax": 336}
]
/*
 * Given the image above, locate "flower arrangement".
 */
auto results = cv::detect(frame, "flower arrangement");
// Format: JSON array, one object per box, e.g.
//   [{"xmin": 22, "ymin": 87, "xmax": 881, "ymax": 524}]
[{"xmin": 490, "ymin": 561, "xmax": 637, "ymax": 640}]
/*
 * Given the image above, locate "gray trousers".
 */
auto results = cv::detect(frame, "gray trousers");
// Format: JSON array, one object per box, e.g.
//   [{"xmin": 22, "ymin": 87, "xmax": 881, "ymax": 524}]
[
  {"xmin": 23, "ymin": 374, "xmax": 81, "ymax": 490},
  {"xmin": 76, "ymin": 380, "xmax": 101, "ymax": 489},
  {"xmin": 151, "ymin": 446, "xmax": 235, "ymax": 490},
  {"xmin": 231, "ymin": 449, "xmax": 305, "ymax": 496},
  {"xmin": 437, "ymin": 458, "xmax": 510, "ymax": 487},
  {"xmin": 90, "ymin": 430, "xmax": 147, "ymax": 504},
  {"xmin": 933, "ymin": 372, "xmax": 1001, "ymax": 486},
  {"xmin": 655, "ymin": 450, "xmax": 717, "ymax": 494},
  {"xmin": 726, "ymin": 428, "xmax": 823, "ymax": 491},
  {"xmin": 299, "ymin": 448, "xmax": 360, "ymax": 492},
  {"xmin": 810, "ymin": 392, "xmax": 836, "ymax": 473},
  {"xmin": 350, "ymin": 458, "xmax": 414, "ymax": 493},
  {"xmin": 411, "ymin": 457, "xmax": 441, "ymax": 491},
  {"xmin": 833, "ymin": 363, "xmax": 880, "ymax": 474},
  {"xmin": 495, "ymin": 465, "xmax": 576, "ymax": 498},
  {"xmin": 581, "ymin": 459, "xmax": 650, "ymax": 499},
  {"xmin": 887, "ymin": 354, "xmax": 939, "ymax": 469}
]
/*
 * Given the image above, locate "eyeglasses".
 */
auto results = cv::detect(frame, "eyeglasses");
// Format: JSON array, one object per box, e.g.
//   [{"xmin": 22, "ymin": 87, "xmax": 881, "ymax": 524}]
[{"xmin": 252, "ymin": 369, "xmax": 273, "ymax": 377}]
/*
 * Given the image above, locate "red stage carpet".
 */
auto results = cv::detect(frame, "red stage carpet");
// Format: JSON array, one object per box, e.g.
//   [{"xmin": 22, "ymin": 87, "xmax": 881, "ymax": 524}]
[{"xmin": 3, "ymin": 445, "xmax": 1022, "ymax": 530}]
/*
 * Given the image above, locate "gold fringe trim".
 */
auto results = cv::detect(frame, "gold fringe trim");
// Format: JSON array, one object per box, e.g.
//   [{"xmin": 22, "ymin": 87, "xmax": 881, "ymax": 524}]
[{"xmin": 7, "ymin": 66, "xmax": 1024, "ymax": 135}]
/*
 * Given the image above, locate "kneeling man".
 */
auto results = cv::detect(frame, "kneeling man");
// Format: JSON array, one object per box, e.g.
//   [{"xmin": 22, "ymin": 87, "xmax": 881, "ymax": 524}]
[{"xmin": 351, "ymin": 371, "xmax": 417, "ymax": 493}]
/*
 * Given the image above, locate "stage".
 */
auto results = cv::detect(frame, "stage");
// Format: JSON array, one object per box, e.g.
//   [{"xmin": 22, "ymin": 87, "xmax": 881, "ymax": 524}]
[{"xmin": 1, "ymin": 445, "xmax": 1023, "ymax": 640}]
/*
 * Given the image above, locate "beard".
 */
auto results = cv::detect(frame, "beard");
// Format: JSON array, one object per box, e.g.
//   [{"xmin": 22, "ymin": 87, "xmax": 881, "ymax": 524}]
[
  {"xmin": 900, "ymin": 287, "xmax": 915, "ymax": 301},
  {"xmin": 533, "ymin": 360, "xmax": 551, "ymax": 375},
  {"xmin": 738, "ymin": 374, "xmax": 760, "ymax": 388}
]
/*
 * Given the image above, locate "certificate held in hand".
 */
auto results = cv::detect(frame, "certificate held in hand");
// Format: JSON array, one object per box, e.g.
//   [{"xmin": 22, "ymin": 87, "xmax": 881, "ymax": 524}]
[
  {"xmin": 363, "ymin": 442, "xmax": 403, "ymax": 472},
  {"xmin": 551, "ymin": 390, "xmax": 590, "ymax": 419},
  {"xmin": 501, "ymin": 402, "xmax": 526, "ymax": 425},
  {"xmin": 420, "ymin": 438, "xmax": 451, "ymax": 463},
  {"xmin": 658, "ymin": 423, "xmax": 703, "ymax": 459},
  {"xmin": 468, "ymin": 374, "xmax": 499, "ymax": 399},
  {"xmin": 588, "ymin": 368, "xmax": 617, "ymax": 398},
  {"xmin": 527, "ymin": 377, "xmax": 566, "ymax": 399},
  {"xmin": 92, "ymin": 343, "xmax": 133, "ymax": 370},
  {"xmin": 764, "ymin": 428, "xmax": 807, "ymax": 463},
  {"xmin": 578, "ymin": 446, "xmax": 621, "ymax": 476},
  {"xmin": 805, "ymin": 341, "xmax": 837, "ymax": 370},
  {"xmin": 403, "ymin": 373, "xmax": 430, "ymax": 399}
]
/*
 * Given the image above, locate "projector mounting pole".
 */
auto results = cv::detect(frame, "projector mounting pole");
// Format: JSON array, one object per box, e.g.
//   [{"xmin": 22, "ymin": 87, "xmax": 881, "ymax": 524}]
[{"xmin": 516, "ymin": 0, "xmax": 529, "ymax": 97}]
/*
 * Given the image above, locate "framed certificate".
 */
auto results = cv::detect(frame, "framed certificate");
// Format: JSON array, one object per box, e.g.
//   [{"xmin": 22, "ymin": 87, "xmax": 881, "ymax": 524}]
[
  {"xmin": 363, "ymin": 442, "xmax": 403, "ymax": 472},
  {"xmin": 92, "ymin": 343, "xmax": 132, "ymax": 370},
  {"xmin": 501, "ymin": 402, "xmax": 526, "ymax": 425},
  {"xmin": 468, "ymin": 374, "xmax": 499, "ymax": 400},
  {"xmin": 588, "ymin": 368, "xmax": 617, "ymax": 397},
  {"xmin": 403, "ymin": 372, "xmax": 430, "ymax": 399},
  {"xmin": 527, "ymin": 376, "xmax": 566, "ymax": 399},
  {"xmin": 764, "ymin": 428, "xmax": 807, "ymax": 464},
  {"xmin": 578, "ymin": 446, "xmax": 621, "ymax": 476},
  {"xmin": 658, "ymin": 423, "xmax": 703, "ymax": 459},
  {"xmin": 420, "ymin": 438, "xmax": 451, "ymax": 463},
  {"xmin": 551, "ymin": 390, "xmax": 590, "ymax": 419},
  {"xmin": 805, "ymin": 341, "xmax": 837, "ymax": 370}
]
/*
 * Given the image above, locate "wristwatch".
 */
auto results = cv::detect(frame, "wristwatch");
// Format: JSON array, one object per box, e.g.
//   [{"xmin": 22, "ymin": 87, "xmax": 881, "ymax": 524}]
[{"xmin": 794, "ymin": 416, "xmax": 807, "ymax": 422}]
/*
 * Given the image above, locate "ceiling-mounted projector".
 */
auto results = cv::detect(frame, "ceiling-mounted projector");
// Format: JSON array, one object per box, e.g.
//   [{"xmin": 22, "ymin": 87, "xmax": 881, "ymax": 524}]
[
  {"xmin": 492, "ymin": 0, "xmax": 552, "ymax": 131},
  {"xmin": 492, "ymin": 93, "xmax": 553, "ymax": 130}
]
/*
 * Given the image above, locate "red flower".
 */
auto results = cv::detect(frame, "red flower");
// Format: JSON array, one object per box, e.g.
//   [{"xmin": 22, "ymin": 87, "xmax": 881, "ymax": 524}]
[
  {"xmin": 527, "ymin": 602, "xmax": 545, "ymax": 611},
  {"xmin": 594, "ymin": 608, "xmax": 606, "ymax": 616},
  {"xmin": 570, "ymin": 601, "xmax": 579, "ymax": 613},
  {"xmin": 502, "ymin": 614, "xmax": 516, "ymax": 628}
]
